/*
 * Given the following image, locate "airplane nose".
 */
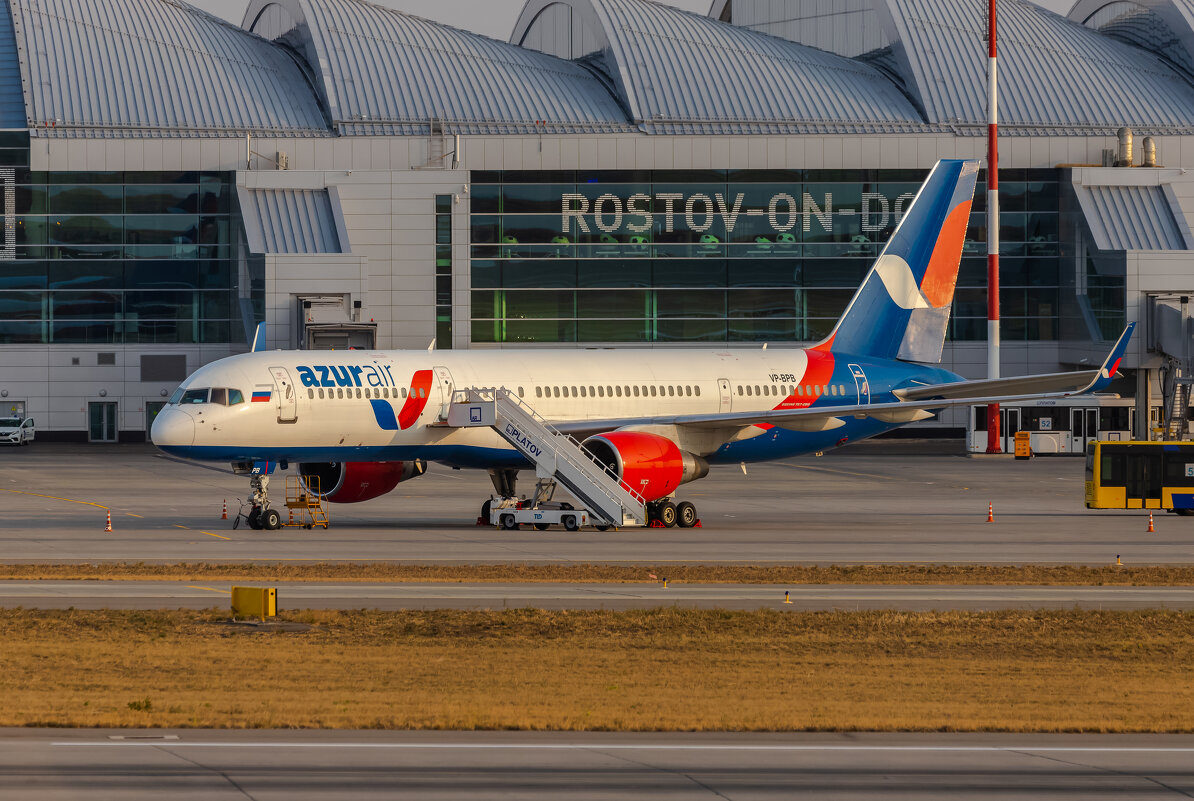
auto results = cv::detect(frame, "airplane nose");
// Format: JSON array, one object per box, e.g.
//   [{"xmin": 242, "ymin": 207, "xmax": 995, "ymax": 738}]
[{"xmin": 151, "ymin": 408, "xmax": 194, "ymax": 448}]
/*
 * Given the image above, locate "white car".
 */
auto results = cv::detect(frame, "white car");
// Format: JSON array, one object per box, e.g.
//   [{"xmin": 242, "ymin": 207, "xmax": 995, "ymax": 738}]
[{"xmin": 0, "ymin": 417, "xmax": 34, "ymax": 445}]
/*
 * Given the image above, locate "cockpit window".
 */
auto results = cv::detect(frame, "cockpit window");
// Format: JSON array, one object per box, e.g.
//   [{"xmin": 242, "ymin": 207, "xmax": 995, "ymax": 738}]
[
  {"xmin": 228, "ymin": 389, "xmax": 244, "ymax": 405},
  {"xmin": 181, "ymin": 388, "xmax": 209, "ymax": 404},
  {"xmin": 210, "ymin": 387, "xmax": 227, "ymax": 406},
  {"xmin": 169, "ymin": 388, "xmax": 184, "ymax": 405}
]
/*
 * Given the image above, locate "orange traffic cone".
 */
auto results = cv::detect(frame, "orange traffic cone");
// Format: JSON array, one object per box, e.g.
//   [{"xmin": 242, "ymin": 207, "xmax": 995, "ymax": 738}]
[
  {"xmin": 221, "ymin": 500, "xmax": 228, "ymax": 520},
  {"xmin": 986, "ymin": 502, "xmax": 994, "ymax": 523},
  {"xmin": 1148, "ymin": 512, "xmax": 1155, "ymax": 533},
  {"xmin": 104, "ymin": 510, "xmax": 112, "ymax": 532}
]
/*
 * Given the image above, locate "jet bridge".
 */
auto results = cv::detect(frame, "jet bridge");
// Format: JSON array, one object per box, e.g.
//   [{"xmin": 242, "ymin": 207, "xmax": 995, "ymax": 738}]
[{"xmin": 447, "ymin": 387, "xmax": 647, "ymax": 528}]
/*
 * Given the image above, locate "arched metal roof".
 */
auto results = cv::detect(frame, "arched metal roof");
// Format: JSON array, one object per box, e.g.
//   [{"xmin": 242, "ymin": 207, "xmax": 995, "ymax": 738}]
[
  {"xmin": 10, "ymin": 0, "xmax": 330, "ymax": 137},
  {"xmin": 514, "ymin": 0, "xmax": 930, "ymax": 135},
  {"xmin": 1070, "ymin": 0, "xmax": 1194, "ymax": 80},
  {"xmin": 246, "ymin": 0, "xmax": 633, "ymax": 136},
  {"xmin": 877, "ymin": 0, "xmax": 1194, "ymax": 134},
  {"xmin": 0, "ymin": 3, "xmax": 26, "ymax": 129}
]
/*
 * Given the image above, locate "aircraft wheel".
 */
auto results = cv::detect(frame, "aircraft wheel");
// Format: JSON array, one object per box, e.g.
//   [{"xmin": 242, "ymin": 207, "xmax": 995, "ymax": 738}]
[
  {"xmin": 247, "ymin": 507, "xmax": 263, "ymax": 530},
  {"xmin": 676, "ymin": 501, "xmax": 697, "ymax": 528},
  {"xmin": 500, "ymin": 513, "xmax": 519, "ymax": 530},
  {"xmin": 534, "ymin": 523, "xmax": 550, "ymax": 531},
  {"xmin": 563, "ymin": 514, "xmax": 579, "ymax": 532},
  {"xmin": 658, "ymin": 502, "xmax": 678, "ymax": 528},
  {"xmin": 262, "ymin": 508, "xmax": 282, "ymax": 531}
]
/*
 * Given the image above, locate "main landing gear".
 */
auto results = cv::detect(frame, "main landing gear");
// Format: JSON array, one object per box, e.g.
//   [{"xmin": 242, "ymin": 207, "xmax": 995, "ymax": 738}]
[{"xmin": 646, "ymin": 499, "xmax": 699, "ymax": 528}]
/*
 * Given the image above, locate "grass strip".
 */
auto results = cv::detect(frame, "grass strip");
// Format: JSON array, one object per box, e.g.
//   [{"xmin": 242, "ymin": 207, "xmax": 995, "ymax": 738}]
[
  {"xmin": 2, "ymin": 607, "xmax": 1193, "ymax": 731},
  {"xmin": 0, "ymin": 562, "xmax": 1192, "ymax": 585}
]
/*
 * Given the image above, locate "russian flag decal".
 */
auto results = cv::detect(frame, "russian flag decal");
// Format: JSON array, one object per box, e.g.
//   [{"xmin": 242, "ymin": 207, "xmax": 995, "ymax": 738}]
[{"xmin": 251, "ymin": 389, "xmax": 272, "ymax": 403}]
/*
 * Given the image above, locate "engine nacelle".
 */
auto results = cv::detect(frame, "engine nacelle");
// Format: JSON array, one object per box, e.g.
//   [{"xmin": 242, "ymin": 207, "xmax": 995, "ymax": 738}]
[
  {"xmin": 298, "ymin": 460, "xmax": 426, "ymax": 504},
  {"xmin": 581, "ymin": 432, "xmax": 708, "ymax": 502}
]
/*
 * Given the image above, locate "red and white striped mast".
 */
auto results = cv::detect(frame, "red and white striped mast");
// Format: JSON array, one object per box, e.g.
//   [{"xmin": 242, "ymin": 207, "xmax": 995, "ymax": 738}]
[{"xmin": 985, "ymin": 0, "xmax": 1002, "ymax": 453}]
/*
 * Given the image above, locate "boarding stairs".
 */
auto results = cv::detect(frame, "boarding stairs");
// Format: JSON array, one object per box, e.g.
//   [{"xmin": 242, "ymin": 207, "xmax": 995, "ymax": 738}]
[
  {"xmin": 447, "ymin": 387, "xmax": 647, "ymax": 527},
  {"xmin": 1165, "ymin": 374, "xmax": 1191, "ymax": 441}
]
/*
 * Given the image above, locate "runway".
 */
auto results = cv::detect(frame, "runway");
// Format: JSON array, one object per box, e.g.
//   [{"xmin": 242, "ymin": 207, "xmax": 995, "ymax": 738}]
[
  {"xmin": 2, "ymin": 443, "xmax": 1190, "ymax": 566},
  {"xmin": 2, "ymin": 579, "xmax": 1193, "ymax": 610},
  {"xmin": 4, "ymin": 730, "xmax": 1193, "ymax": 799}
]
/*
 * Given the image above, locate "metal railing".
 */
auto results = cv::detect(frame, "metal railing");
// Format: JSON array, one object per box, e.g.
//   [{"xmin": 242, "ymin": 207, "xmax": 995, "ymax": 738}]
[{"xmin": 455, "ymin": 387, "xmax": 647, "ymax": 524}]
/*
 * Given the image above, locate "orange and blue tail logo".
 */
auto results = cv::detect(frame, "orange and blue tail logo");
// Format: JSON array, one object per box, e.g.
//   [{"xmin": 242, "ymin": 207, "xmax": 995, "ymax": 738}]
[{"xmin": 819, "ymin": 159, "xmax": 980, "ymax": 363}]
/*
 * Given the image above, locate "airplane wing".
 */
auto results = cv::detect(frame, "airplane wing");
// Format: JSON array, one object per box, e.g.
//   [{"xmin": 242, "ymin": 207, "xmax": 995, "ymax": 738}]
[
  {"xmin": 893, "ymin": 321, "xmax": 1134, "ymax": 402},
  {"xmin": 551, "ymin": 323, "xmax": 1134, "ymax": 443}
]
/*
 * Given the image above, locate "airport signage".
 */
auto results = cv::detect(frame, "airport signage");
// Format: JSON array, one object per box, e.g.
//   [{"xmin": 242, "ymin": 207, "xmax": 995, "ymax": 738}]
[
  {"xmin": 560, "ymin": 190, "xmax": 918, "ymax": 236},
  {"xmin": 503, "ymin": 422, "xmax": 543, "ymax": 459}
]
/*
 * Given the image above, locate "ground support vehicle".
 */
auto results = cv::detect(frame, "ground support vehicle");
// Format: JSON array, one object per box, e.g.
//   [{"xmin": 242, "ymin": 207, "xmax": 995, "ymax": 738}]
[
  {"xmin": 1085, "ymin": 440, "xmax": 1194, "ymax": 514},
  {"xmin": 488, "ymin": 497, "xmax": 593, "ymax": 531}
]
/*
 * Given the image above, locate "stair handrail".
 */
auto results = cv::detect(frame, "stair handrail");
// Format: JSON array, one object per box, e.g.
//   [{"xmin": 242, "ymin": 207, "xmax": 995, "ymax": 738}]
[{"xmin": 456, "ymin": 387, "xmax": 647, "ymax": 512}]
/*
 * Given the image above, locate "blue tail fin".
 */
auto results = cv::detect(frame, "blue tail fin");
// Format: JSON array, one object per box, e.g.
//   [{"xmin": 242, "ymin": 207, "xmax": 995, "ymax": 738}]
[{"xmin": 816, "ymin": 159, "xmax": 980, "ymax": 362}]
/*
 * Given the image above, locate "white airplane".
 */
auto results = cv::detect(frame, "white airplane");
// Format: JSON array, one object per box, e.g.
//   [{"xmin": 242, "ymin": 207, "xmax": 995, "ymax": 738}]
[{"xmin": 151, "ymin": 159, "xmax": 1133, "ymax": 530}]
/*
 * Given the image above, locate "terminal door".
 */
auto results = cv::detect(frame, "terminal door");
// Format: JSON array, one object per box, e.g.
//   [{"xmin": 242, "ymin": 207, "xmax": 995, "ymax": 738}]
[{"xmin": 88, "ymin": 402, "xmax": 117, "ymax": 442}]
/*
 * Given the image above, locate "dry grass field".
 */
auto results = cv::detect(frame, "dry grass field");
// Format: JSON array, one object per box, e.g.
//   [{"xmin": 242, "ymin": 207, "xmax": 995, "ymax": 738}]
[
  {"xmin": 2, "ymin": 562, "xmax": 1192, "ymax": 585},
  {"xmin": 2, "ymin": 607, "xmax": 1193, "ymax": 731}
]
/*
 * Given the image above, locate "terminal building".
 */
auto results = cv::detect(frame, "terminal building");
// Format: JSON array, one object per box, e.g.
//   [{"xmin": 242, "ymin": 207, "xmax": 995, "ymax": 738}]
[{"xmin": 1, "ymin": 0, "xmax": 1193, "ymax": 444}]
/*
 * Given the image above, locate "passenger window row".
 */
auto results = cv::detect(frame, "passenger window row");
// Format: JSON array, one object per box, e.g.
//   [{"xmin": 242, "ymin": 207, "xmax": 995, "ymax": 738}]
[
  {"xmin": 735, "ymin": 384, "xmax": 852, "ymax": 398},
  {"xmin": 534, "ymin": 384, "xmax": 701, "ymax": 399},
  {"xmin": 306, "ymin": 386, "xmax": 427, "ymax": 400}
]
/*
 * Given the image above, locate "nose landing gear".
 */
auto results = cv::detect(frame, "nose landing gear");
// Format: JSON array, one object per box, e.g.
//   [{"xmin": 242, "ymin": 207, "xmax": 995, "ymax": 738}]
[{"xmin": 242, "ymin": 473, "xmax": 282, "ymax": 531}]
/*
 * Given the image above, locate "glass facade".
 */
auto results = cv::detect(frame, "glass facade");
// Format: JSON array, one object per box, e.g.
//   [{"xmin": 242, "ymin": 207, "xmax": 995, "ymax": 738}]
[
  {"xmin": 0, "ymin": 137, "xmax": 242, "ymax": 345},
  {"xmin": 435, "ymin": 194, "xmax": 453, "ymax": 348},
  {"xmin": 470, "ymin": 169, "xmax": 1061, "ymax": 344}
]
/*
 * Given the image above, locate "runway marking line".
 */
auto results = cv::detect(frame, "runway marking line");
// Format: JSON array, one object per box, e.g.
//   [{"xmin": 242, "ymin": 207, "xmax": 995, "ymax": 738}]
[
  {"xmin": 126, "ymin": 514, "xmax": 143, "ymax": 519},
  {"xmin": 174, "ymin": 525, "xmax": 189, "ymax": 530},
  {"xmin": 0, "ymin": 488, "xmax": 108, "ymax": 510},
  {"xmin": 198, "ymin": 531, "xmax": 231, "ymax": 541},
  {"xmin": 46, "ymin": 743, "xmax": 1194, "ymax": 752},
  {"xmin": 186, "ymin": 585, "xmax": 231, "ymax": 595}
]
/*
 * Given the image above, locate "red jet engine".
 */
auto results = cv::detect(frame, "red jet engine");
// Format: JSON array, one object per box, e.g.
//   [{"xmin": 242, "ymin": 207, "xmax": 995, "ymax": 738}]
[
  {"xmin": 581, "ymin": 432, "xmax": 708, "ymax": 502},
  {"xmin": 298, "ymin": 460, "xmax": 426, "ymax": 503}
]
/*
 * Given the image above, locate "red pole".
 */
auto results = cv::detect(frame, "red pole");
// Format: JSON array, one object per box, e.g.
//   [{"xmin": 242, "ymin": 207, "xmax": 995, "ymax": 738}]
[{"xmin": 985, "ymin": 0, "xmax": 1002, "ymax": 454}]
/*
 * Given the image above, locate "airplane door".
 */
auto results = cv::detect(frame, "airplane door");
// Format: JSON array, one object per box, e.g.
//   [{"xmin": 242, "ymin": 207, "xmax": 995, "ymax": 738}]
[
  {"xmin": 433, "ymin": 366, "xmax": 455, "ymax": 421},
  {"xmin": 718, "ymin": 378, "xmax": 732, "ymax": 413},
  {"xmin": 269, "ymin": 366, "xmax": 297, "ymax": 423},
  {"xmin": 848, "ymin": 364, "xmax": 870, "ymax": 404}
]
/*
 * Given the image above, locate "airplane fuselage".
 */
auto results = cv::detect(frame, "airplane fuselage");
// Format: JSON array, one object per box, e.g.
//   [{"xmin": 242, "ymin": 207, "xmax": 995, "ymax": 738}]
[{"xmin": 152, "ymin": 346, "xmax": 962, "ymax": 469}]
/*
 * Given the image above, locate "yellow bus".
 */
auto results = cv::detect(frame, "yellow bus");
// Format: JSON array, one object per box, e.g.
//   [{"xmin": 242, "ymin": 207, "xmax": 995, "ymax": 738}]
[{"xmin": 1085, "ymin": 441, "xmax": 1194, "ymax": 515}]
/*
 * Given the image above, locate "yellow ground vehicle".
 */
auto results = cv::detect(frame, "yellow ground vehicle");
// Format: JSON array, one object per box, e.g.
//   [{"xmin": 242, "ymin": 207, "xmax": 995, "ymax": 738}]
[{"xmin": 1085, "ymin": 441, "xmax": 1194, "ymax": 515}]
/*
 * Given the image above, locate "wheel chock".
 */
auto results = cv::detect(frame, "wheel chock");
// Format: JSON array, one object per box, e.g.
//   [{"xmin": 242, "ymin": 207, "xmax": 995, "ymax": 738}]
[
  {"xmin": 693, "ymin": 519, "xmax": 702, "ymax": 528},
  {"xmin": 648, "ymin": 519, "xmax": 666, "ymax": 528}
]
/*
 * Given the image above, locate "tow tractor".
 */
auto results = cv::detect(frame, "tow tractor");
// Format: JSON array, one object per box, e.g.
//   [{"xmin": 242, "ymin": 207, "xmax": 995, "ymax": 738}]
[{"xmin": 487, "ymin": 478, "xmax": 603, "ymax": 531}]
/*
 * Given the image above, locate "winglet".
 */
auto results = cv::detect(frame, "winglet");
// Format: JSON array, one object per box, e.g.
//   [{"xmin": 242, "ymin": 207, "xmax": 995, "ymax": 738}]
[
  {"xmin": 1084, "ymin": 322, "xmax": 1135, "ymax": 393},
  {"xmin": 251, "ymin": 322, "xmax": 267, "ymax": 353}
]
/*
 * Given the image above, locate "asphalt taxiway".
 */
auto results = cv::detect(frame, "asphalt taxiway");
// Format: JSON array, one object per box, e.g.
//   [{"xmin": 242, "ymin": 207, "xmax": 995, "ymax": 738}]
[
  {"xmin": 1, "ymin": 442, "xmax": 1189, "ymax": 565},
  {"xmin": 2, "ymin": 579, "xmax": 1192, "ymax": 610},
  {"xmin": 4, "ymin": 730, "xmax": 1192, "ymax": 799}
]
